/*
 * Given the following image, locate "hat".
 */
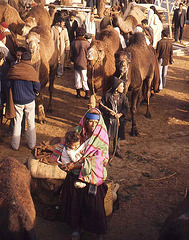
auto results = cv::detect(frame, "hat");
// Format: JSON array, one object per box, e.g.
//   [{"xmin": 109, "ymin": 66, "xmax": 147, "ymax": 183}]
[
  {"xmin": 112, "ymin": 77, "xmax": 123, "ymax": 91},
  {"xmin": 0, "ymin": 33, "xmax": 6, "ymax": 41},
  {"xmin": 0, "ymin": 22, "xmax": 9, "ymax": 29}
]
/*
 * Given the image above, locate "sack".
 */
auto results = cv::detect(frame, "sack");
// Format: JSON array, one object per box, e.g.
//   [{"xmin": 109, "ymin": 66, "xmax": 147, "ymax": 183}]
[{"xmin": 28, "ymin": 155, "xmax": 67, "ymax": 179}]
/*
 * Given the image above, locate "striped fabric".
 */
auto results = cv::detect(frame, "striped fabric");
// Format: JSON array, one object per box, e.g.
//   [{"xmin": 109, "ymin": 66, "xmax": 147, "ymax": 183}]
[
  {"xmin": 53, "ymin": 108, "xmax": 109, "ymax": 186},
  {"xmin": 76, "ymin": 109, "xmax": 109, "ymax": 186},
  {"xmin": 53, "ymin": 141, "xmax": 65, "ymax": 162}
]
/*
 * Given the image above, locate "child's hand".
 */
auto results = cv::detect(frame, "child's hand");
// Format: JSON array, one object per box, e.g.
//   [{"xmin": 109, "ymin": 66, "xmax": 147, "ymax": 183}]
[
  {"xmin": 80, "ymin": 150, "xmax": 85, "ymax": 155},
  {"xmin": 58, "ymin": 163, "xmax": 69, "ymax": 171}
]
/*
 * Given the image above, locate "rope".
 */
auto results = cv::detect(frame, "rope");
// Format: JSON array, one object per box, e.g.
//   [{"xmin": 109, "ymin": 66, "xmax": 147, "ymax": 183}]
[{"xmin": 90, "ymin": 45, "xmax": 101, "ymax": 108}]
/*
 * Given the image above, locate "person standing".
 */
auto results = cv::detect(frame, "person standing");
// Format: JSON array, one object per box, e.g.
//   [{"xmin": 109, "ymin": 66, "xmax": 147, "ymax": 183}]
[
  {"xmin": 7, "ymin": 51, "xmax": 40, "ymax": 151},
  {"xmin": 134, "ymin": 19, "xmax": 153, "ymax": 45},
  {"xmin": 51, "ymin": 16, "xmax": 70, "ymax": 77},
  {"xmin": 84, "ymin": 12, "xmax": 97, "ymax": 42},
  {"xmin": 100, "ymin": 77, "xmax": 129, "ymax": 159},
  {"xmin": 156, "ymin": 29, "xmax": 173, "ymax": 91},
  {"xmin": 172, "ymin": 2, "xmax": 187, "ymax": 43},
  {"xmin": 148, "ymin": 6, "xmax": 163, "ymax": 48},
  {"xmin": 65, "ymin": 11, "xmax": 78, "ymax": 44},
  {"xmin": 70, "ymin": 27, "xmax": 90, "ymax": 99}
]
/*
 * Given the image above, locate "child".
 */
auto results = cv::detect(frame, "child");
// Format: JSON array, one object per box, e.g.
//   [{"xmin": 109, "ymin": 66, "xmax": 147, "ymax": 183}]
[
  {"xmin": 100, "ymin": 76, "xmax": 129, "ymax": 159},
  {"xmin": 156, "ymin": 29, "xmax": 173, "ymax": 90},
  {"xmin": 54, "ymin": 130, "xmax": 89, "ymax": 188}
]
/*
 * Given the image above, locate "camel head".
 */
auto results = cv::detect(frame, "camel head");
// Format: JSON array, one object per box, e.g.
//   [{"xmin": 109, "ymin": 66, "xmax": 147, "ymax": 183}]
[
  {"xmin": 116, "ymin": 51, "xmax": 131, "ymax": 78},
  {"xmin": 87, "ymin": 40, "xmax": 106, "ymax": 65},
  {"xmin": 26, "ymin": 32, "xmax": 40, "ymax": 55},
  {"xmin": 22, "ymin": 17, "xmax": 37, "ymax": 36}
]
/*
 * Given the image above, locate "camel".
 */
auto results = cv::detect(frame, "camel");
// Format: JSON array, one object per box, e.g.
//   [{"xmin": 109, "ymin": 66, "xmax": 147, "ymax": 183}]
[
  {"xmin": 22, "ymin": 4, "xmax": 56, "ymax": 36},
  {"xmin": 159, "ymin": 194, "xmax": 189, "ymax": 240},
  {"xmin": 0, "ymin": 2, "xmax": 25, "ymax": 34},
  {"xmin": 87, "ymin": 26, "xmax": 120, "ymax": 106},
  {"xmin": 0, "ymin": 156, "xmax": 37, "ymax": 240},
  {"xmin": 100, "ymin": 3, "xmax": 146, "ymax": 35},
  {"xmin": 115, "ymin": 32, "xmax": 156, "ymax": 136},
  {"xmin": 97, "ymin": 0, "xmax": 106, "ymax": 18},
  {"xmin": 26, "ymin": 26, "xmax": 58, "ymax": 123}
]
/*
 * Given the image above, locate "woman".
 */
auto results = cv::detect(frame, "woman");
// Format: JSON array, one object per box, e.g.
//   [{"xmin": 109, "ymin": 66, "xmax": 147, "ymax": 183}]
[
  {"xmin": 53, "ymin": 108, "xmax": 109, "ymax": 240},
  {"xmin": 148, "ymin": 6, "xmax": 163, "ymax": 49}
]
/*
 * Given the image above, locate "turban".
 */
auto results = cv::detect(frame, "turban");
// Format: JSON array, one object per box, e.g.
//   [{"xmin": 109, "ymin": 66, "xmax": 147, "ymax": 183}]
[{"xmin": 0, "ymin": 22, "xmax": 9, "ymax": 28}]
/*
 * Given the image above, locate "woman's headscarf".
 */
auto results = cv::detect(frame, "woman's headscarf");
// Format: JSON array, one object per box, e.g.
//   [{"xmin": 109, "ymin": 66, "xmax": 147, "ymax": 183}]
[{"xmin": 76, "ymin": 108, "xmax": 109, "ymax": 186}]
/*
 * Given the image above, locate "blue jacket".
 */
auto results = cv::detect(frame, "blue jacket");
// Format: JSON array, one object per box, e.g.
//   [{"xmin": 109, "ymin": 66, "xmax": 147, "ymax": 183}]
[{"xmin": 7, "ymin": 79, "xmax": 40, "ymax": 105}]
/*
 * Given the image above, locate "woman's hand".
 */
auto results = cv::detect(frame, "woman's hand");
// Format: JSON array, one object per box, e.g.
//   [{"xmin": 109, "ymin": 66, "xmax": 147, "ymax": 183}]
[{"xmin": 115, "ymin": 113, "xmax": 123, "ymax": 119}]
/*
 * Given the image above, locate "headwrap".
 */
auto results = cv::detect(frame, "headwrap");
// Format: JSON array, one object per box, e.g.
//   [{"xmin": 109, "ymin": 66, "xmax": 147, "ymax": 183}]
[
  {"xmin": 0, "ymin": 22, "xmax": 9, "ymax": 29},
  {"xmin": 0, "ymin": 33, "xmax": 5, "ymax": 41},
  {"xmin": 76, "ymin": 108, "xmax": 109, "ymax": 186},
  {"xmin": 85, "ymin": 112, "xmax": 100, "ymax": 120}
]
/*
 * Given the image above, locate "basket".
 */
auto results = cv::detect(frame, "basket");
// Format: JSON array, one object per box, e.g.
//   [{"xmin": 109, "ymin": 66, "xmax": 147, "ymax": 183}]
[{"xmin": 104, "ymin": 180, "xmax": 113, "ymax": 217}]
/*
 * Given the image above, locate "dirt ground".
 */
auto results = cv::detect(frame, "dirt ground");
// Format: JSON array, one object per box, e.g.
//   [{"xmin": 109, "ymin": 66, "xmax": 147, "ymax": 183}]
[{"xmin": 0, "ymin": 54, "xmax": 189, "ymax": 240}]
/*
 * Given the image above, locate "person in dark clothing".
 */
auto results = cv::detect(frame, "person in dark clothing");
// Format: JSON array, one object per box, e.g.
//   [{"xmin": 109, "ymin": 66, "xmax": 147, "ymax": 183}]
[
  {"xmin": 172, "ymin": 2, "xmax": 187, "ymax": 43},
  {"xmin": 65, "ymin": 11, "xmax": 78, "ymax": 43},
  {"xmin": 156, "ymin": 29, "xmax": 173, "ymax": 90},
  {"xmin": 100, "ymin": 77, "xmax": 129, "ymax": 159},
  {"xmin": 70, "ymin": 27, "xmax": 90, "ymax": 99},
  {"xmin": 6, "ymin": 46, "xmax": 28, "ymax": 138},
  {"xmin": 7, "ymin": 51, "xmax": 40, "ymax": 150}
]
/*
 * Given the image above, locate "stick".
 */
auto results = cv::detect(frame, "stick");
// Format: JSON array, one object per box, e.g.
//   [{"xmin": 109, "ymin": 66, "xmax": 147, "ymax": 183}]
[
  {"xmin": 99, "ymin": 101, "xmax": 120, "ymax": 165},
  {"xmin": 149, "ymin": 172, "xmax": 176, "ymax": 181}
]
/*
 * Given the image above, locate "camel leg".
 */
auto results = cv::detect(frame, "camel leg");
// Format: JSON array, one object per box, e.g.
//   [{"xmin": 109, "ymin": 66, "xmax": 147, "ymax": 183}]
[
  {"xmin": 36, "ymin": 93, "xmax": 46, "ymax": 124},
  {"xmin": 130, "ymin": 89, "xmax": 140, "ymax": 136},
  {"xmin": 47, "ymin": 66, "xmax": 56, "ymax": 113},
  {"xmin": 145, "ymin": 76, "xmax": 153, "ymax": 119}
]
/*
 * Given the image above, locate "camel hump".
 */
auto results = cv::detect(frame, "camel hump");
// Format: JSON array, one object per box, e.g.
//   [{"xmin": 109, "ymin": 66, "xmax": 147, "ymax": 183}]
[{"xmin": 129, "ymin": 32, "xmax": 147, "ymax": 47}]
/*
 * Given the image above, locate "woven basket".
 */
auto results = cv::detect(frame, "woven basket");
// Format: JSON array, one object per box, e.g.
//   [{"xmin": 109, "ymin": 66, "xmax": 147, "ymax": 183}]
[{"xmin": 104, "ymin": 180, "xmax": 113, "ymax": 216}]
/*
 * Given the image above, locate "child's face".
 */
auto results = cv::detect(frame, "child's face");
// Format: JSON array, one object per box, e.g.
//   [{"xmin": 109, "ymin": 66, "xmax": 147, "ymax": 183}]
[
  {"xmin": 68, "ymin": 141, "xmax": 80, "ymax": 150},
  {"xmin": 116, "ymin": 82, "xmax": 124, "ymax": 93}
]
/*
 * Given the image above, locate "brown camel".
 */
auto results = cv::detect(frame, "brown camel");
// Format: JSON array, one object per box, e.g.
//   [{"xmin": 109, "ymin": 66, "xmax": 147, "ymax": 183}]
[
  {"xmin": 100, "ymin": 3, "xmax": 145, "ymax": 34},
  {"xmin": 0, "ymin": 156, "xmax": 37, "ymax": 240},
  {"xmin": 0, "ymin": 2, "xmax": 24, "ymax": 34},
  {"xmin": 115, "ymin": 32, "xmax": 156, "ymax": 136},
  {"xmin": 22, "ymin": 4, "xmax": 56, "ymax": 36},
  {"xmin": 87, "ymin": 26, "xmax": 120, "ymax": 107},
  {"xmin": 26, "ymin": 26, "xmax": 58, "ymax": 123},
  {"xmin": 97, "ymin": 0, "xmax": 106, "ymax": 18},
  {"xmin": 159, "ymin": 193, "xmax": 189, "ymax": 240}
]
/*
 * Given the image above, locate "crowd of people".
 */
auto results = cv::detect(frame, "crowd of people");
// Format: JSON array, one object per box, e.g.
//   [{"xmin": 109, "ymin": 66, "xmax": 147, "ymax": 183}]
[{"xmin": 0, "ymin": 1, "xmax": 188, "ymax": 239}]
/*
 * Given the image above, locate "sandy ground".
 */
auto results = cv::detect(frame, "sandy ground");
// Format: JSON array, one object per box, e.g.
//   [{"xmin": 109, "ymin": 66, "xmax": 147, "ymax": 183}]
[{"xmin": 0, "ymin": 54, "xmax": 189, "ymax": 240}]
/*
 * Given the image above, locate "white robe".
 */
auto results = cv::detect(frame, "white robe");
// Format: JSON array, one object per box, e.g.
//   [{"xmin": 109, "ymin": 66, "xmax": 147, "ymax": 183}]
[{"xmin": 148, "ymin": 8, "xmax": 163, "ymax": 48}]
